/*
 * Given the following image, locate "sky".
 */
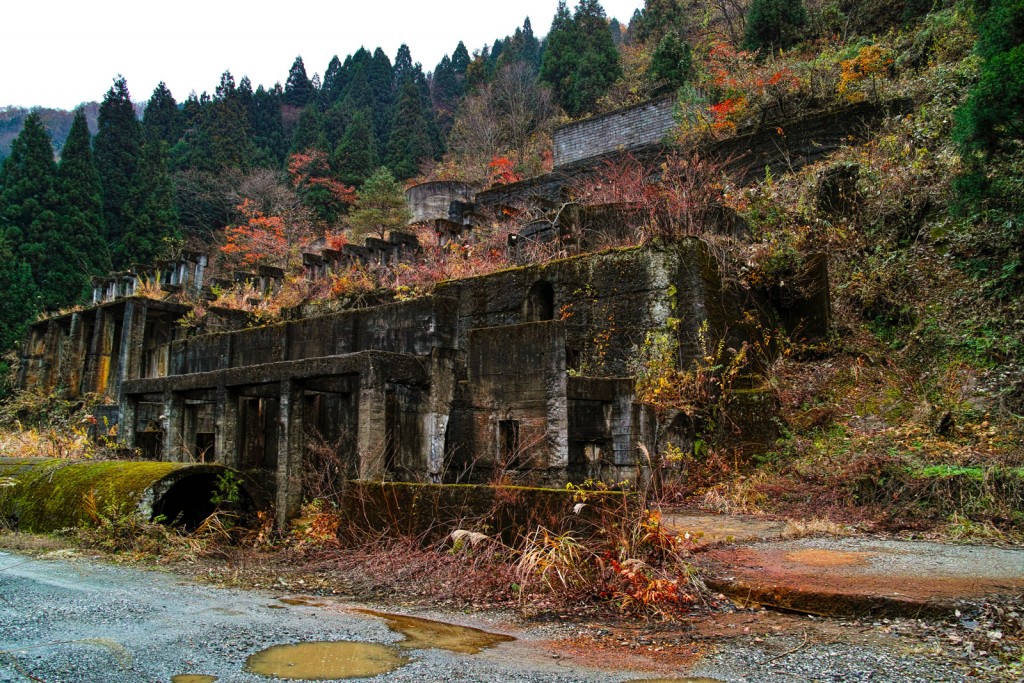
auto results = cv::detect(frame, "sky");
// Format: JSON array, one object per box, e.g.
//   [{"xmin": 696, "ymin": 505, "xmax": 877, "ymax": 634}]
[{"xmin": 2, "ymin": 0, "xmax": 645, "ymax": 110}]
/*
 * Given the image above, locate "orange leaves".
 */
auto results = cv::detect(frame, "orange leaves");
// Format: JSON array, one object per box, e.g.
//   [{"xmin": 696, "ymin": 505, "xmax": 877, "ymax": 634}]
[
  {"xmin": 287, "ymin": 149, "xmax": 357, "ymax": 205},
  {"xmin": 708, "ymin": 96, "xmax": 748, "ymax": 133},
  {"xmin": 487, "ymin": 155, "xmax": 522, "ymax": 186},
  {"xmin": 221, "ymin": 199, "xmax": 287, "ymax": 268},
  {"xmin": 838, "ymin": 45, "xmax": 894, "ymax": 102}
]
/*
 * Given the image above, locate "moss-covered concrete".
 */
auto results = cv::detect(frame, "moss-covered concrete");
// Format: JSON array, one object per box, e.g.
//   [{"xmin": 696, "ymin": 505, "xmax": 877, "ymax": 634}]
[{"xmin": 0, "ymin": 457, "xmax": 235, "ymax": 532}]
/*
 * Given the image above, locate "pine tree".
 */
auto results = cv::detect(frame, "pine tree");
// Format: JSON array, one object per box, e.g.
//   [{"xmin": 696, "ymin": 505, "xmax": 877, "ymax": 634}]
[
  {"xmin": 565, "ymin": 0, "xmax": 622, "ymax": 116},
  {"xmin": 56, "ymin": 109, "xmax": 110, "ymax": 299},
  {"xmin": 393, "ymin": 44, "xmax": 416, "ymax": 89},
  {"xmin": 742, "ymin": 0, "xmax": 809, "ymax": 52},
  {"xmin": 204, "ymin": 70, "xmax": 252, "ymax": 171},
  {"xmin": 431, "ymin": 55, "xmax": 461, "ymax": 135},
  {"xmin": 93, "ymin": 76, "xmax": 143, "ymax": 260},
  {"xmin": 333, "ymin": 109, "xmax": 378, "ymax": 186},
  {"xmin": 289, "ymin": 104, "xmax": 326, "ymax": 155},
  {"xmin": 322, "ymin": 55, "xmax": 346, "ymax": 105},
  {"xmin": 284, "ymin": 56, "xmax": 316, "ymax": 107},
  {"xmin": 347, "ymin": 166, "xmax": 411, "ymax": 240},
  {"xmin": 452, "ymin": 41, "xmax": 471, "ymax": 78},
  {"xmin": 143, "ymin": 82, "xmax": 182, "ymax": 146},
  {"xmin": 540, "ymin": 2, "xmax": 580, "ymax": 112}
]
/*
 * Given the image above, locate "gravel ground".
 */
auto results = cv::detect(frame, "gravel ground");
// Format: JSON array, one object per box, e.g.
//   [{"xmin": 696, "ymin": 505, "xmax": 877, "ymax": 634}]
[{"xmin": 0, "ymin": 549, "xmax": 1008, "ymax": 682}]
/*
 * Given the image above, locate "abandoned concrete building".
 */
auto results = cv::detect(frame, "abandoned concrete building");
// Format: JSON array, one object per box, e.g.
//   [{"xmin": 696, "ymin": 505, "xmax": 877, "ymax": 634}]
[{"xmin": 16, "ymin": 98, "xmax": 848, "ymax": 526}]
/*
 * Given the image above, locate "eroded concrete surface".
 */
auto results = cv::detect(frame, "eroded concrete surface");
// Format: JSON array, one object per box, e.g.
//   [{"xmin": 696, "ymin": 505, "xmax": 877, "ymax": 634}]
[
  {"xmin": 661, "ymin": 512, "xmax": 787, "ymax": 545},
  {"xmin": 704, "ymin": 537, "xmax": 1024, "ymax": 617}
]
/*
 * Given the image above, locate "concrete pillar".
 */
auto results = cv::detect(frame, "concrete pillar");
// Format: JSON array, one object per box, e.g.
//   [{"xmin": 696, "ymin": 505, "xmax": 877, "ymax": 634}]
[
  {"xmin": 61, "ymin": 313, "xmax": 86, "ymax": 398},
  {"xmin": 214, "ymin": 386, "xmax": 239, "ymax": 468},
  {"xmin": 162, "ymin": 390, "xmax": 185, "ymax": 462},
  {"xmin": 356, "ymin": 379, "xmax": 388, "ymax": 480},
  {"xmin": 119, "ymin": 395, "xmax": 137, "ymax": 450},
  {"xmin": 275, "ymin": 379, "xmax": 304, "ymax": 530},
  {"xmin": 82, "ymin": 309, "xmax": 107, "ymax": 394},
  {"xmin": 113, "ymin": 300, "xmax": 147, "ymax": 400}
]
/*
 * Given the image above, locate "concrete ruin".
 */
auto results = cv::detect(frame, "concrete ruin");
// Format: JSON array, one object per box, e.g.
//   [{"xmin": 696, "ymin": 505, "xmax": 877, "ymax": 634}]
[{"xmin": 15, "ymin": 98, "xmax": 852, "ymax": 528}]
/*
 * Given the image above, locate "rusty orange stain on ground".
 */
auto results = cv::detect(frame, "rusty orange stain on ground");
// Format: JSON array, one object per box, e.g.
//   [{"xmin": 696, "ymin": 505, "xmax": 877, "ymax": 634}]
[{"xmin": 784, "ymin": 549, "xmax": 871, "ymax": 567}]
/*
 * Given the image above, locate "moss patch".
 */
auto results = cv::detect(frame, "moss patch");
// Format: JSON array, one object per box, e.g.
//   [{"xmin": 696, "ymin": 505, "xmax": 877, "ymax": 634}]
[{"xmin": 0, "ymin": 458, "xmax": 191, "ymax": 532}]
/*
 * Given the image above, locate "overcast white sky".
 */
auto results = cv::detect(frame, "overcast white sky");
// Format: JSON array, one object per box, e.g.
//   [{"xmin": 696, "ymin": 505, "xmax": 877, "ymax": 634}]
[{"xmin": 2, "ymin": 0, "xmax": 645, "ymax": 109}]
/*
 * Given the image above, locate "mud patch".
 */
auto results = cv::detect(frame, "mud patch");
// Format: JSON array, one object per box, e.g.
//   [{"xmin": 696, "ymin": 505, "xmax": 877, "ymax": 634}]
[
  {"xmin": 278, "ymin": 597, "xmax": 327, "ymax": 607},
  {"xmin": 244, "ymin": 641, "xmax": 409, "ymax": 680},
  {"xmin": 625, "ymin": 679, "xmax": 725, "ymax": 683},
  {"xmin": 357, "ymin": 609, "xmax": 515, "ymax": 654},
  {"xmin": 171, "ymin": 676, "xmax": 217, "ymax": 683},
  {"xmin": 784, "ymin": 549, "xmax": 870, "ymax": 567}
]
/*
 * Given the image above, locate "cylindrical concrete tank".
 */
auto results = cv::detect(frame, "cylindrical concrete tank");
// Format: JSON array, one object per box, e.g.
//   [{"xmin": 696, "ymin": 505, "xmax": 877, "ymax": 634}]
[
  {"xmin": 0, "ymin": 458, "xmax": 250, "ymax": 532},
  {"xmin": 404, "ymin": 181, "xmax": 478, "ymax": 223}
]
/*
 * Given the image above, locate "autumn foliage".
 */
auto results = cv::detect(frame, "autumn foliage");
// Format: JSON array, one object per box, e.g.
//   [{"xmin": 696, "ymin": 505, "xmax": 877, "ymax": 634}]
[{"xmin": 221, "ymin": 199, "xmax": 288, "ymax": 268}]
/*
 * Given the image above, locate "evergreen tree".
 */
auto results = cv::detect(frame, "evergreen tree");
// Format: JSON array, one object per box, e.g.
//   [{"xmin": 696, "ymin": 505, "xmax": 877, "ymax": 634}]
[
  {"xmin": 368, "ymin": 48, "xmax": 396, "ymax": 150},
  {"xmin": 451, "ymin": 41, "xmax": 471, "ymax": 78},
  {"xmin": 0, "ymin": 236, "xmax": 38, "ymax": 352},
  {"xmin": 0, "ymin": 113, "xmax": 63, "ymax": 309},
  {"xmin": 289, "ymin": 104, "xmax": 326, "ymax": 155},
  {"xmin": 385, "ymin": 79, "xmax": 436, "ymax": 180},
  {"xmin": 742, "ymin": 0, "xmax": 809, "ymax": 52},
  {"xmin": 93, "ymin": 76, "xmax": 143, "ymax": 257},
  {"xmin": 347, "ymin": 166, "xmax": 411, "ymax": 240},
  {"xmin": 333, "ymin": 109, "xmax": 378, "ymax": 186},
  {"xmin": 393, "ymin": 44, "xmax": 416, "ymax": 88},
  {"xmin": 648, "ymin": 31, "xmax": 693, "ymax": 95},
  {"xmin": 121, "ymin": 140, "xmax": 178, "ymax": 266},
  {"xmin": 284, "ymin": 56, "xmax": 316, "ymax": 107},
  {"xmin": 955, "ymin": 0, "xmax": 1024, "ymax": 155},
  {"xmin": 249, "ymin": 85, "xmax": 287, "ymax": 167},
  {"xmin": 143, "ymin": 82, "xmax": 182, "ymax": 146},
  {"xmin": 431, "ymin": 55, "xmax": 461, "ymax": 136},
  {"xmin": 203, "ymin": 70, "xmax": 252, "ymax": 171},
  {"xmin": 540, "ymin": 0, "xmax": 621, "ymax": 117},
  {"xmin": 56, "ymin": 109, "xmax": 110, "ymax": 298},
  {"xmin": 322, "ymin": 55, "xmax": 346, "ymax": 105},
  {"xmin": 322, "ymin": 100, "xmax": 353, "ymax": 152}
]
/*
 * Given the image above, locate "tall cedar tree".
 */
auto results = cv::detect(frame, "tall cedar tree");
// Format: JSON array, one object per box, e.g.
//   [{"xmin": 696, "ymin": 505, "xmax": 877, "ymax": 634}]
[
  {"xmin": 203, "ymin": 71, "xmax": 252, "ymax": 171},
  {"xmin": 368, "ymin": 49, "xmax": 395, "ymax": 150},
  {"xmin": 322, "ymin": 55, "xmax": 346, "ymax": 105},
  {"xmin": 284, "ymin": 56, "xmax": 316, "ymax": 107},
  {"xmin": 431, "ymin": 55, "xmax": 461, "ymax": 135},
  {"xmin": 143, "ymin": 82, "xmax": 182, "ymax": 146},
  {"xmin": 347, "ymin": 166, "xmax": 411, "ymax": 240},
  {"xmin": 120, "ymin": 140, "xmax": 178, "ymax": 266},
  {"xmin": 94, "ymin": 76, "xmax": 143, "ymax": 265},
  {"xmin": 742, "ymin": 0, "xmax": 809, "ymax": 52},
  {"xmin": 56, "ymin": 109, "xmax": 111, "ymax": 299},
  {"xmin": 0, "ymin": 113, "xmax": 59, "ymax": 310},
  {"xmin": 334, "ymin": 109, "xmax": 378, "ymax": 186},
  {"xmin": 249, "ymin": 85, "xmax": 288, "ymax": 167},
  {"xmin": 386, "ymin": 78, "xmax": 437, "ymax": 180},
  {"xmin": 0, "ymin": 235, "xmax": 38, "ymax": 352},
  {"xmin": 541, "ymin": 1, "xmax": 621, "ymax": 117}
]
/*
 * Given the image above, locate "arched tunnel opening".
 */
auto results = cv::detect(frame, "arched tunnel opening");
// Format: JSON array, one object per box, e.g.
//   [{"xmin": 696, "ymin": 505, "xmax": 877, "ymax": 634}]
[{"xmin": 150, "ymin": 470, "xmax": 256, "ymax": 529}]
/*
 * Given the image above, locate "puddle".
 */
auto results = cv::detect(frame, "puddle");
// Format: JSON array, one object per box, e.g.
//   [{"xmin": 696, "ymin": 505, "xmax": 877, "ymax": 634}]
[
  {"xmin": 244, "ymin": 641, "xmax": 409, "ymax": 680},
  {"xmin": 625, "ymin": 679, "xmax": 726, "ymax": 683},
  {"xmin": 266, "ymin": 604, "xmax": 287, "ymax": 609},
  {"xmin": 357, "ymin": 609, "xmax": 515, "ymax": 654},
  {"xmin": 278, "ymin": 597, "xmax": 327, "ymax": 607},
  {"xmin": 171, "ymin": 676, "xmax": 218, "ymax": 683}
]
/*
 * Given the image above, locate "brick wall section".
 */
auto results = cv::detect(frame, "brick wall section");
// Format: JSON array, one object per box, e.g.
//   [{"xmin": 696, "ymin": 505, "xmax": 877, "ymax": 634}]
[{"xmin": 553, "ymin": 97, "xmax": 676, "ymax": 167}]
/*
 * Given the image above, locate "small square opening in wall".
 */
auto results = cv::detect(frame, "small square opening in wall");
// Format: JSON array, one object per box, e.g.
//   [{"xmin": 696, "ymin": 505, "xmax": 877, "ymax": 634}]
[{"xmin": 498, "ymin": 419, "xmax": 523, "ymax": 469}]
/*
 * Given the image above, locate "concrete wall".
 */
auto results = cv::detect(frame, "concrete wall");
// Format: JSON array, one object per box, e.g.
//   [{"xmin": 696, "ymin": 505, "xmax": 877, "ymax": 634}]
[
  {"xmin": 553, "ymin": 97, "xmax": 676, "ymax": 167},
  {"xmin": 405, "ymin": 181, "xmax": 478, "ymax": 223}
]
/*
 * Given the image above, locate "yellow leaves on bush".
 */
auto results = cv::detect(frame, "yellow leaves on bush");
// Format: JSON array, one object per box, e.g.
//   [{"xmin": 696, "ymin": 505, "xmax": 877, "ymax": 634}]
[{"xmin": 838, "ymin": 45, "xmax": 894, "ymax": 103}]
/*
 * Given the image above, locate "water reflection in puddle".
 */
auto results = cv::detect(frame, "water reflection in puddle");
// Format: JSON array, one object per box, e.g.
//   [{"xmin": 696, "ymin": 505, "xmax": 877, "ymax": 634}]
[
  {"xmin": 244, "ymin": 642, "xmax": 409, "ymax": 680},
  {"xmin": 171, "ymin": 676, "xmax": 218, "ymax": 683},
  {"xmin": 357, "ymin": 608, "xmax": 516, "ymax": 654}
]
